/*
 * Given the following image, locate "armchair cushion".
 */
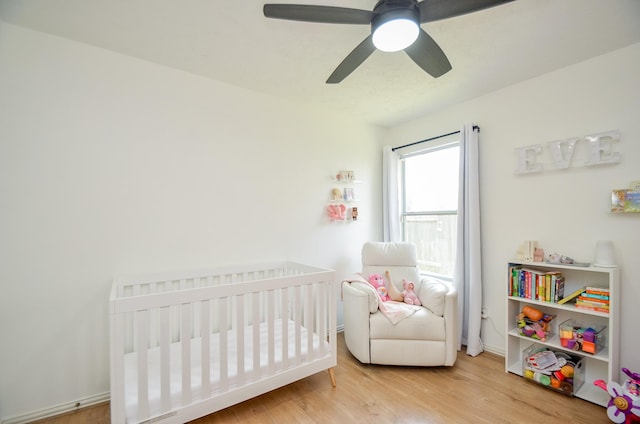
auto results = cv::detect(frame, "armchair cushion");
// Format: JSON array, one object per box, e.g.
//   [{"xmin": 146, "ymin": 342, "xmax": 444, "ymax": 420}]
[
  {"xmin": 362, "ymin": 242, "xmax": 421, "ymax": 294},
  {"xmin": 370, "ymin": 308, "xmax": 445, "ymax": 340}
]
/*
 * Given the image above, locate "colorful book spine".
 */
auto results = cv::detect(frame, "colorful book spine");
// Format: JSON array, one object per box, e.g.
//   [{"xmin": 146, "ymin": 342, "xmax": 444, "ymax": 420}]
[
  {"xmin": 577, "ymin": 296, "xmax": 609, "ymax": 305},
  {"xmin": 581, "ymin": 292, "xmax": 609, "ymax": 300},
  {"xmin": 575, "ymin": 304, "xmax": 610, "ymax": 313},
  {"xmin": 586, "ymin": 286, "xmax": 610, "ymax": 295}
]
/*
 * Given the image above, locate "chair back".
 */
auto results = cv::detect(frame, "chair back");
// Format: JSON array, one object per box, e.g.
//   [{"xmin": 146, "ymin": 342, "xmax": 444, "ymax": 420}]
[{"xmin": 362, "ymin": 242, "xmax": 422, "ymax": 290}]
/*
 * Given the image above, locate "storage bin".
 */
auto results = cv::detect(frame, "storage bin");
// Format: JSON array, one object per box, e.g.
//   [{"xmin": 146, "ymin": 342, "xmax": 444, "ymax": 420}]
[
  {"xmin": 559, "ymin": 319, "xmax": 607, "ymax": 355},
  {"xmin": 522, "ymin": 344, "xmax": 584, "ymax": 396},
  {"xmin": 515, "ymin": 309, "xmax": 555, "ymax": 342}
]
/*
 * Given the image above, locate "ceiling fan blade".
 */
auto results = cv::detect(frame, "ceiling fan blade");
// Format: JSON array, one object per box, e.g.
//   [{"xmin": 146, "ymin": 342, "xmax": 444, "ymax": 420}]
[
  {"xmin": 418, "ymin": 0, "xmax": 514, "ymax": 23},
  {"xmin": 404, "ymin": 29, "xmax": 452, "ymax": 78},
  {"xmin": 263, "ymin": 4, "xmax": 373, "ymax": 24},
  {"xmin": 326, "ymin": 36, "xmax": 376, "ymax": 84}
]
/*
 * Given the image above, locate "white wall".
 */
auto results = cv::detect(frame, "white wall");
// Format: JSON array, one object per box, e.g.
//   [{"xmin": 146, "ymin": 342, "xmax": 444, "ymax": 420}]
[
  {"xmin": 386, "ymin": 43, "xmax": 640, "ymax": 370},
  {"xmin": 0, "ymin": 22, "xmax": 382, "ymax": 420}
]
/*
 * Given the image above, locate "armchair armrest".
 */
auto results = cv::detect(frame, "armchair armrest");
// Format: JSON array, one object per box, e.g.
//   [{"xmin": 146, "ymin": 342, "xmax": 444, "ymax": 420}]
[
  {"xmin": 418, "ymin": 277, "xmax": 454, "ymax": 317},
  {"xmin": 342, "ymin": 281, "xmax": 377, "ymax": 364},
  {"xmin": 419, "ymin": 277, "xmax": 458, "ymax": 365}
]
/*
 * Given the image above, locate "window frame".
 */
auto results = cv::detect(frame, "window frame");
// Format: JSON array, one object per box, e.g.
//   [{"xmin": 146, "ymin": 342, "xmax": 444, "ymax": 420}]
[{"xmin": 399, "ymin": 140, "xmax": 460, "ymax": 282}]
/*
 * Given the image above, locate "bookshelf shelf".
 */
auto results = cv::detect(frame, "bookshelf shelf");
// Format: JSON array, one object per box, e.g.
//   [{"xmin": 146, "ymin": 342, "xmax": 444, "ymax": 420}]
[{"xmin": 505, "ymin": 260, "xmax": 620, "ymax": 407}]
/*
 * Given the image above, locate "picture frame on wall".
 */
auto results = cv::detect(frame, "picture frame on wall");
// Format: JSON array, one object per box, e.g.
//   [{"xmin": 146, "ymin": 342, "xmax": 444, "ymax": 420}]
[{"xmin": 343, "ymin": 187, "xmax": 354, "ymax": 202}]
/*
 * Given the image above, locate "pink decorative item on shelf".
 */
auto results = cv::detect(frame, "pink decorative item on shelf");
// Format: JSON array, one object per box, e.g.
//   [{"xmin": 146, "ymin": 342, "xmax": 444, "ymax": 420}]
[
  {"xmin": 327, "ymin": 204, "xmax": 346, "ymax": 221},
  {"xmin": 534, "ymin": 247, "xmax": 545, "ymax": 262}
]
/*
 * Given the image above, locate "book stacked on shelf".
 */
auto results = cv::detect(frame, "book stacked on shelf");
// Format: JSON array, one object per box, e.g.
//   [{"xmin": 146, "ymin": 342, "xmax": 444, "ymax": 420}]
[
  {"xmin": 508, "ymin": 266, "xmax": 565, "ymax": 303},
  {"xmin": 575, "ymin": 287, "xmax": 610, "ymax": 313}
]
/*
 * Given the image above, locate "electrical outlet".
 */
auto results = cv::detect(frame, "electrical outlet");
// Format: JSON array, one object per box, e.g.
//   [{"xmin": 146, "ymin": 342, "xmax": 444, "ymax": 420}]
[{"xmin": 481, "ymin": 308, "xmax": 488, "ymax": 319}]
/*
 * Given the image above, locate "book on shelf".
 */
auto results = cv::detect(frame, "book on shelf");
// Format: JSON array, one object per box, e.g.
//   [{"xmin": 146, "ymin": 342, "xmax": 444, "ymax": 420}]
[
  {"xmin": 575, "ymin": 303, "xmax": 610, "ymax": 313},
  {"xmin": 576, "ymin": 298, "xmax": 610, "ymax": 307},
  {"xmin": 586, "ymin": 286, "xmax": 610, "ymax": 296},
  {"xmin": 557, "ymin": 287, "xmax": 585, "ymax": 305},
  {"xmin": 508, "ymin": 266, "xmax": 564, "ymax": 303},
  {"xmin": 577, "ymin": 295, "xmax": 609, "ymax": 305},
  {"xmin": 580, "ymin": 292, "xmax": 609, "ymax": 300}
]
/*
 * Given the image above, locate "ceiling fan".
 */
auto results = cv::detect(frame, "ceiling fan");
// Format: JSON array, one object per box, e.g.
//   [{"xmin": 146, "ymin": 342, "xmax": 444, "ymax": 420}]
[{"xmin": 263, "ymin": 0, "xmax": 514, "ymax": 83}]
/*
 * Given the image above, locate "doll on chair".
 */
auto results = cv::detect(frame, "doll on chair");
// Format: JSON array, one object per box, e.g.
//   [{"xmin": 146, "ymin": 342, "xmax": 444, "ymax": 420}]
[{"xmin": 385, "ymin": 270, "xmax": 421, "ymax": 306}]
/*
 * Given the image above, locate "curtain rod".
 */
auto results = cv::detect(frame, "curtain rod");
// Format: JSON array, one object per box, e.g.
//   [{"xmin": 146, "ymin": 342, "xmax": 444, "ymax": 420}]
[{"xmin": 391, "ymin": 125, "xmax": 480, "ymax": 152}]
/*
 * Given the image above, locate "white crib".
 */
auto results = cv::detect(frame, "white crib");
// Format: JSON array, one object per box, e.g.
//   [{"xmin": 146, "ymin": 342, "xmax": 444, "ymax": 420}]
[{"xmin": 109, "ymin": 262, "xmax": 336, "ymax": 424}]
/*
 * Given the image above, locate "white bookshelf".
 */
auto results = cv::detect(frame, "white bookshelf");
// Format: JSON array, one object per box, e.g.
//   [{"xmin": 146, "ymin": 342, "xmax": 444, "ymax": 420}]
[{"xmin": 505, "ymin": 260, "xmax": 620, "ymax": 406}]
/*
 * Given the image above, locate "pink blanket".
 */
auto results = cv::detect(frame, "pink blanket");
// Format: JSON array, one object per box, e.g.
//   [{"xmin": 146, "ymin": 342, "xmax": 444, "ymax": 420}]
[{"xmin": 343, "ymin": 274, "xmax": 421, "ymax": 325}]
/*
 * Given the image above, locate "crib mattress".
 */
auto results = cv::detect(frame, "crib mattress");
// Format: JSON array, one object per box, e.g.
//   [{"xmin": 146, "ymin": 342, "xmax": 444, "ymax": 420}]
[{"xmin": 123, "ymin": 318, "xmax": 327, "ymax": 422}]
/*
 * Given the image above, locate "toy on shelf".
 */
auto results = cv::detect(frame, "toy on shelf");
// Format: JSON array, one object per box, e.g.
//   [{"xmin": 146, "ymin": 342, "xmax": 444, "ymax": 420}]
[
  {"xmin": 516, "ymin": 305, "xmax": 554, "ymax": 341},
  {"xmin": 594, "ymin": 367, "xmax": 640, "ymax": 423},
  {"xmin": 559, "ymin": 319, "xmax": 607, "ymax": 354},
  {"xmin": 524, "ymin": 348, "xmax": 579, "ymax": 395},
  {"xmin": 327, "ymin": 204, "xmax": 346, "ymax": 221}
]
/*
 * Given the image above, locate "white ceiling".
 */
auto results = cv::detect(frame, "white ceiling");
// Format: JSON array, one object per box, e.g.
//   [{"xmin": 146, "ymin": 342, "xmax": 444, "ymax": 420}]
[{"xmin": 1, "ymin": 0, "xmax": 639, "ymax": 127}]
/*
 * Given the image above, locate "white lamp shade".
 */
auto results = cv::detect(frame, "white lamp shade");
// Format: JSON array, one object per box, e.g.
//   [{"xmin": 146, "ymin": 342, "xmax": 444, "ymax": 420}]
[
  {"xmin": 594, "ymin": 240, "xmax": 616, "ymax": 267},
  {"xmin": 372, "ymin": 18, "xmax": 419, "ymax": 52}
]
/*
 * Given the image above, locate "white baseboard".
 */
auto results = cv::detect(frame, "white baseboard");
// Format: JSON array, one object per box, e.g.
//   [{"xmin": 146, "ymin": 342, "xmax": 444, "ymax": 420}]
[
  {"xmin": 482, "ymin": 343, "xmax": 505, "ymax": 357},
  {"xmin": 1, "ymin": 392, "xmax": 110, "ymax": 424}
]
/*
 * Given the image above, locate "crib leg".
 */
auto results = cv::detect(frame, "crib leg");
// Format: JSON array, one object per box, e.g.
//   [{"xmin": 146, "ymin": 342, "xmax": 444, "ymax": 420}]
[{"xmin": 328, "ymin": 368, "xmax": 337, "ymax": 387}]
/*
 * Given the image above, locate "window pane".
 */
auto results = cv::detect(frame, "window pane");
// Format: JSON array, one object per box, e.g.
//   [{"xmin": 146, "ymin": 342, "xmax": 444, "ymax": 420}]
[
  {"xmin": 404, "ymin": 214, "xmax": 457, "ymax": 276},
  {"xmin": 404, "ymin": 146, "xmax": 459, "ymax": 212}
]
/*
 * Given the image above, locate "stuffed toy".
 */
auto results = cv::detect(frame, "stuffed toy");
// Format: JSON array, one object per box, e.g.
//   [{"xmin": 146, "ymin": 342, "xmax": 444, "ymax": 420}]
[
  {"xmin": 402, "ymin": 280, "xmax": 421, "ymax": 306},
  {"xmin": 326, "ymin": 204, "xmax": 346, "ymax": 221},
  {"xmin": 368, "ymin": 273, "xmax": 390, "ymax": 302}
]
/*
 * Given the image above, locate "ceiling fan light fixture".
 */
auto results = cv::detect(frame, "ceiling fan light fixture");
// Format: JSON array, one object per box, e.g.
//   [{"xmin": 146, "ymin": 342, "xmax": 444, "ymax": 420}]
[{"xmin": 372, "ymin": 8, "xmax": 419, "ymax": 52}]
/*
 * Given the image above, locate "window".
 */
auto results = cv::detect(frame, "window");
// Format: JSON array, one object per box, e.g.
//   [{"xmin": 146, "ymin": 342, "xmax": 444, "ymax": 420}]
[{"xmin": 400, "ymin": 142, "xmax": 460, "ymax": 279}]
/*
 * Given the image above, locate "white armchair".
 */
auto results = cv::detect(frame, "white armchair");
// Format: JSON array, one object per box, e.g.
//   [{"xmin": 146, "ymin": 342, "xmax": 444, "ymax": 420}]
[{"xmin": 342, "ymin": 241, "xmax": 458, "ymax": 366}]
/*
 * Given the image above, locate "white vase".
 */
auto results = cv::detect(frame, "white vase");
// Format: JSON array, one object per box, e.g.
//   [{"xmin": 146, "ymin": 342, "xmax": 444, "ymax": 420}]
[{"xmin": 594, "ymin": 240, "xmax": 616, "ymax": 267}]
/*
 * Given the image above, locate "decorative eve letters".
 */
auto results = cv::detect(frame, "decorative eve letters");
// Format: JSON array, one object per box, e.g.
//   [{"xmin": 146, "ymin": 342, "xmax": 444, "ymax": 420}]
[{"xmin": 514, "ymin": 130, "xmax": 620, "ymax": 174}]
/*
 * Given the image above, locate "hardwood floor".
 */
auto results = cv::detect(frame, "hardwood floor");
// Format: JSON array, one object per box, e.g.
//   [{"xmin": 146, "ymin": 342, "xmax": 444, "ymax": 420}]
[{"xmin": 35, "ymin": 333, "xmax": 611, "ymax": 424}]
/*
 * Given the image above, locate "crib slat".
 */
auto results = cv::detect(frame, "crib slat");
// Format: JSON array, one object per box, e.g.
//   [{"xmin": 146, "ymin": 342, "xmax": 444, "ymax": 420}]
[
  {"xmin": 236, "ymin": 295, "xmax": 245, "ymax": 385},
  {"xmin": 267, "ymin": 289, "xmax": 275, "ymax": 374},
  {"xmin": 136, "ymin": 310, "xmax": 150, "ymax": 421},
  {"xmin": 294, "ymin": 285, "xmax": 302, "ymax": 366},
  {"xmin": 219, "ymin": 297, "xmax": 228, "ymax": 391},
  {"xmin": 181, "ymin": 303, "xmax": 192, "ymax": 405},
  {"xmin": 159, "ymin": 306, "xmax": 171, "ymax": 412},
  {"xmin": 201, "ymin": 300, "xmax": 211, "ymax": 396},
  {"xmin": 318, "ymin": 282, "xmax": 327, "ymax": 356},
  {"xmin": 110, "ymin": 312, "xmax": 126, "ymax": 423},
  {"xmin": 149, "ymin": 285, "xmax": 158, "ymax": 348},
  {"xmin": 252, "ymin": 291, "xmax": 260, "ymax": 380},
  {"xmin": 305, "ymin": 283, "xmax": 314, "ymax": 361},
  {"xmin": 281, "ymin": 288, "xmax": 288, "ymax": 370}
]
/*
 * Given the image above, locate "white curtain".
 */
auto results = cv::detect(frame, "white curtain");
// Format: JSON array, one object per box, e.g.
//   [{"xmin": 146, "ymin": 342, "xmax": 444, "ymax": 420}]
[
  {"xmin": 382, "ymin": 146, "xmax": 401, "ymax": 242},
  {"xmin": 453, "ymin": 124, "xmax": 483, "ymax": 356}
]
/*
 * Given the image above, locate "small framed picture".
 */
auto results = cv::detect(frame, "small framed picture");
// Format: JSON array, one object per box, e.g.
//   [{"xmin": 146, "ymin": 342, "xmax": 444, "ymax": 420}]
[
  {"xmin": 611, "ymin": 189, "xmax": 626, "ymax": 213},
  {"xmin": 343, "ymin": 187, "xmax": 354, "ymax": 202}
]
